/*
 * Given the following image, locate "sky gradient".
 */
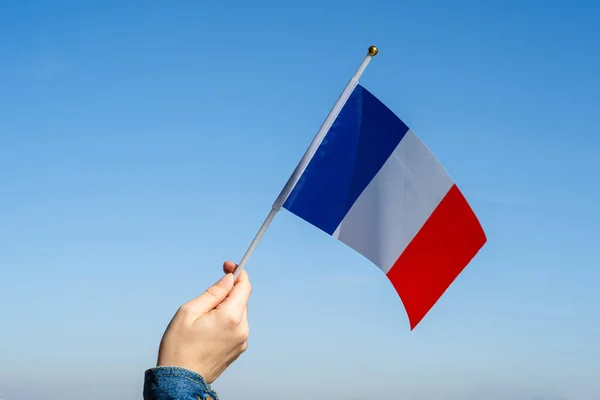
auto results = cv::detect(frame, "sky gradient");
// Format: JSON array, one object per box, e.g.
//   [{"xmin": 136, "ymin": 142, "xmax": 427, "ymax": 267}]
[{"xmin": 1, "ymin": 1, "xmax": 599, "ymax": 399}]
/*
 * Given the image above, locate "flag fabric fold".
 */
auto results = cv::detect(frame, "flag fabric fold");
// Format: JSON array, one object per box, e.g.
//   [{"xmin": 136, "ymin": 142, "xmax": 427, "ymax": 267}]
[{"xmin": 282, "ymin": 84, "xmax": 486, "ymax": 329}]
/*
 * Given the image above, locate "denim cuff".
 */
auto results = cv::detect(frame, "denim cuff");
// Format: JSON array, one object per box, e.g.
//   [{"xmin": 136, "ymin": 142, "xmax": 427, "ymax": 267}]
[{"xmin": 143, "ymin": 366, "xmax": 219, "ymax": 400}]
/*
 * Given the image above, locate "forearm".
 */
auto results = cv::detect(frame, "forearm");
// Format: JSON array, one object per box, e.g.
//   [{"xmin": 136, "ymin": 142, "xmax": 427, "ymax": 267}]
[{"xmin": 143, "ymin": 366, "xmax": 220, "ymax": 400}]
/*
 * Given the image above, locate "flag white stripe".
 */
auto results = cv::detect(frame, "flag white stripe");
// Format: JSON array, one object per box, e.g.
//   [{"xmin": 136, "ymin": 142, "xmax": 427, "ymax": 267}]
[{"xmin": 333, "ymin": 130, "xmax": 454, "ymax": 273}]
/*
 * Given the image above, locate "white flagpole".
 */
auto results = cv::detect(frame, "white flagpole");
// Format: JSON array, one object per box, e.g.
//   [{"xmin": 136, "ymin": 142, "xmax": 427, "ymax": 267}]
[{"xmin": 232, "ymin": 46, "xmax": 379, "ymax": 279}]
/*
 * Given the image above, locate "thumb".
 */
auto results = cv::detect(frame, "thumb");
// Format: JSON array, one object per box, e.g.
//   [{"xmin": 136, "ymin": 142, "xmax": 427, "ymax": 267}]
[{"xmin": 184, "ymin": 273, "xmax": 234, "ymax": 317}]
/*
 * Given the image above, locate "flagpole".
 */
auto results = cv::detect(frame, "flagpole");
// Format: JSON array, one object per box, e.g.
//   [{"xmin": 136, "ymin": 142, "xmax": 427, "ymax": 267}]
[{"xmin": 232, "ymin": 46, "xmax": 379, "ymax": 279}]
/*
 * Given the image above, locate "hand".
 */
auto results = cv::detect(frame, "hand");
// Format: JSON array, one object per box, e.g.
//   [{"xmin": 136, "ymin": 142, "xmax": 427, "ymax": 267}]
[{"xmin": 156, "ymin": 261, "xmax": 251, "ymax": 384}]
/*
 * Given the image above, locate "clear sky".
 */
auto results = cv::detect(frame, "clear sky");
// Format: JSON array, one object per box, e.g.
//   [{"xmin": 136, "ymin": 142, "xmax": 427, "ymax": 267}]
[{"xmin": 1, "ymin": 1, "xmax": 599, "ymax": 399}]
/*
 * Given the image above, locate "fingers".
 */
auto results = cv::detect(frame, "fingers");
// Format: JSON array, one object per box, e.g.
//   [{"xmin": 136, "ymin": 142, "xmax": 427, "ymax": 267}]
[
  {"xmin": 223, "ymin": 261, "xmax": 237, "ymax": 275},
  {"xmin": 223, "ymin": 261, "xmax": 244, "ymax": 284},
  {"xmin": 217, "ymin": 270, "xmax": 252, "ymax": 323},
  {"xmin": 180, "ymin": 273, "xmax": 234, "ymax": 319}
]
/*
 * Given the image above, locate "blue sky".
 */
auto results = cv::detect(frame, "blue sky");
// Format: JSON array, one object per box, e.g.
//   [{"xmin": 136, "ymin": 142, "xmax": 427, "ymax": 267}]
[{"xmin": 1, "ymin": 1, "xmax": 599, "ymax": 399}]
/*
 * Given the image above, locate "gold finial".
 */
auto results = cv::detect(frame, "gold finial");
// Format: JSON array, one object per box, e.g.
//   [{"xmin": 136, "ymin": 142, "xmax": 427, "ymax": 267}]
[{"xmin": 368, "ymin": 46, "xmax": 378, "ymax": 56}]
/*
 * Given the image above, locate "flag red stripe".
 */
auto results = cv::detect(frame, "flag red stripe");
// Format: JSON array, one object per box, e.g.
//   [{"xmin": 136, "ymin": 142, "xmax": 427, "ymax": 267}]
[{"xmin": 386, "ymin": 184, "xmax": 487, "ymax": 329}]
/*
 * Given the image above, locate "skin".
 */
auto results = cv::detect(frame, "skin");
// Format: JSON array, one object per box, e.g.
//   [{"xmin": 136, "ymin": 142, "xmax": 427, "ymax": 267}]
[{"xmin": 157, "ymin": 261, "xmax": 252, "ymax": 384}]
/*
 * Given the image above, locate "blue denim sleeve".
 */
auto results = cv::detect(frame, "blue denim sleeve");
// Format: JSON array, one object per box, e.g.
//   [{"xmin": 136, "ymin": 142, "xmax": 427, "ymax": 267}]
[{"xmin": 143, "ymin": 366, "xmax": 219, "ymax": 400}]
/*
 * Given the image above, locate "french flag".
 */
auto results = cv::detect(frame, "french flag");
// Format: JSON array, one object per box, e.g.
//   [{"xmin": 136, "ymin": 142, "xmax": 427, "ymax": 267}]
[{"xmin": 281, "ymin": 84, "xmax": 487, "ymax": 329}]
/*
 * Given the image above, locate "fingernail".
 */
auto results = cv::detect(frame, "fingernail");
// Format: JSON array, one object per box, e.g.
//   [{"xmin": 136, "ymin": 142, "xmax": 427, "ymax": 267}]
[{"xmin": 218, "ymin": 273, "xmax": 234, "ymax": 288}]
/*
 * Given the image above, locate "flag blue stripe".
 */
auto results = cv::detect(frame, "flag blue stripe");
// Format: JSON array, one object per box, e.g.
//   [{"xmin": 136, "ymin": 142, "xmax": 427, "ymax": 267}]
[{"xmin": 283, "ymin": 84, "xmax": 410, "ymax": 235}]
